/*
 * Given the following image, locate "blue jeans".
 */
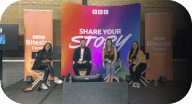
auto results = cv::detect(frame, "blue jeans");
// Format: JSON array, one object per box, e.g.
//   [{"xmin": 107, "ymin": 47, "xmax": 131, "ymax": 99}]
[{"xmin": 104, "ymin": 61, "xmax": 119, "ymax": 76}]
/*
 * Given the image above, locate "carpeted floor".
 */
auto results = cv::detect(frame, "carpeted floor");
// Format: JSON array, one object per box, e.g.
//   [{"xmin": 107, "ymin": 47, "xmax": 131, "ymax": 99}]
[{"xmin": 2, "ymin": 79, "xmax": 191, "ymax": 104}]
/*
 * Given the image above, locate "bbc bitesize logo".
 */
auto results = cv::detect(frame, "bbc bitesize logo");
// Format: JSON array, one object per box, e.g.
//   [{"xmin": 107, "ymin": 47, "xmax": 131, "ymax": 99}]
[{"xmin": 92, "ymin": 9, "xmax": 108, "ymax": 15}]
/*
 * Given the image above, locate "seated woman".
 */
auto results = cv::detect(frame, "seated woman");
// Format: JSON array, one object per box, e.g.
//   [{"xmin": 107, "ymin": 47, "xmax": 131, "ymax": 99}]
[
  {"xmin": 127, "ymin": 41, "xmax": 147, "ymax": 88},
  {"xmin": 102, "ymin": 39, "xmax": 119, "ymax": 82},
  {"xmin": 32, "ymin": 42, "xmax": 62, "ymax": 89}
]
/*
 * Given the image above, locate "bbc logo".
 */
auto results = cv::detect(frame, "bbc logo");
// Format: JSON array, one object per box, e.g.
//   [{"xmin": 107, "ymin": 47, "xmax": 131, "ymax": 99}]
[
  {"xmin": 0, "ymin": 28, "xmax": 2, "ymax": 33},
  {"xmin": 92, "ymin": 9, "xmax": 108, "ymax": 15},
  {"xmin": 153, "ymin": 37, "xmax": 165, "ymax": 40}
]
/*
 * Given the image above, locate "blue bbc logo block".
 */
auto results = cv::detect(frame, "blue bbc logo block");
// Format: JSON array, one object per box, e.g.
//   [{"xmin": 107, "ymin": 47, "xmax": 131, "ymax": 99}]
[{"xmin": 0, "ymin": 34, "xmax": 5, "ymax": 44}]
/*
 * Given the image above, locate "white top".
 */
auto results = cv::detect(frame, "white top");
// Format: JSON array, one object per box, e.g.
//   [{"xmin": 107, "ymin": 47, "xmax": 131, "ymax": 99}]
[{"xmin": 79, "ymin": 49, "xmax": 85, "ymax": 61}]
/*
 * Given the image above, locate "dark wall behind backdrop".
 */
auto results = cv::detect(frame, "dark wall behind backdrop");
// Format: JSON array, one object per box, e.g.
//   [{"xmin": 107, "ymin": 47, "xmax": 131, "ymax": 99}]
[{"xmin": 0, "ymin": 0, "xmax": 191, "ymax": 87}]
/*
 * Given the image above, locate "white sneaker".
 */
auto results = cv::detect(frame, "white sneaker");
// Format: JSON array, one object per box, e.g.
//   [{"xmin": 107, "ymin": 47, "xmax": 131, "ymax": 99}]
[
  {"xmin": 132, "ymin": 82, "xmax": 136, "ymax": 87},
  {"xmin": 54, "ymin": 77, "xmax": 63, "ymax": 84},
  {"xmin": 135, "ymin": 82, "xmax": 140, "ymax": 88},
  {"xmin": 42, "ymin": 83, "xmax": 48, "ymax": 90}
]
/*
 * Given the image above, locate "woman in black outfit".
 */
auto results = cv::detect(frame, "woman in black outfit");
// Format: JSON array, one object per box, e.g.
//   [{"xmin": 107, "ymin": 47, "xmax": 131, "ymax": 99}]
[
  {"xmin": 127, "ymin": 41, "xmax": 147, "ymax": 88},
  {"xmin": 32, "ymin": 42, "xmax": 62, "ymax": 89}
]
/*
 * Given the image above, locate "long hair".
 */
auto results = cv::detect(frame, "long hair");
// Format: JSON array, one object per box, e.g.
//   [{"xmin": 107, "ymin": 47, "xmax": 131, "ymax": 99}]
[
  {"xmin": 104, "ymin": 39, "xmax": 114, "ymax": 55},
  {"xmin": 129, "ymin": 41, "xmax": 139, "ymax": 60},
  {"xmin": 41, "ymin": 42, "xmax": 53, "ymax": 55}
]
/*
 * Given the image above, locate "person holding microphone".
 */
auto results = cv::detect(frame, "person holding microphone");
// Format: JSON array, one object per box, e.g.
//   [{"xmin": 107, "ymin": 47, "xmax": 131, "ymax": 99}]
[{"xmin": 102, "ymin": 39, "xmax": 119, "ymax": 82}]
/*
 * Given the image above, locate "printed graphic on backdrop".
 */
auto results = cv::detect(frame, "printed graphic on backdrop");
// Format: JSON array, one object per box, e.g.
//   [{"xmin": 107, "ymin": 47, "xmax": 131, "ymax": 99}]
[
  {"xmin": 0, "ymin": 24, "xmax": 18, "ymax": 50},
  {"xmin": 145, "ymin": 13, "xmax": 173, "ymax": 80},
  {"xmin": 24, "ymin": 10, "xmax": 53, "ymax": 81},
  {"xmin": 61, "ymin": 2, "xmax": 141, "ymax": 78},
  {"xmin": 0, "ymin": 34, "xmax": 5, "ymax": 44}
]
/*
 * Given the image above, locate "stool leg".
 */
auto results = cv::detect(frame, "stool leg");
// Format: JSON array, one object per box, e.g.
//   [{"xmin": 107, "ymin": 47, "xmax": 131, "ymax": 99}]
[
  {"xmin": 32, "ymin": 73, "xmax": 44, "ymax": 85},
  {"xmin": 104, "ymin": 77, "xmax": 107, "ymax": 81},
  {"xmin": 32, "ymin": 75, "xmax": 43, "ymax": 88},
  {"xmin": 32, "ymin": 76, "xmax": 42, "ymax": 85},
  {"xmin": 114, "ymin": 76, "xmax": 119, "ymax": 82},
  {"xmin": 141, "ymin": 76, "xmax": 149, "ymax": 84},
  {"xmin": 129, "ymin": 80, "xmax": 133, "ymax": 85},
  {"xmin": 32, "ymin": 78, "xmax": 40, "ymax": 85},
  {"xmin": 140, "ymin": 79, "xmax": 147, "ymax": 86},
  {"xmin": 40, "ymin": 73, "xmax": 44, "ymax": 81},
  {"xmin": 46, "ymin": 80, "xmax": 51, "ymax": 87},
  {"xmin": 47, "ymin": 80, "xmax": 50, "ymax": 84}
]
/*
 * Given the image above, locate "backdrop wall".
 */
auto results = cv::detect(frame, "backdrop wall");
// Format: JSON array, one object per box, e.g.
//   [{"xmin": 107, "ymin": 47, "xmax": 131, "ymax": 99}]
[{"xmin": 61, "ymin": 2, "xmax": 141, "ymax": 78}]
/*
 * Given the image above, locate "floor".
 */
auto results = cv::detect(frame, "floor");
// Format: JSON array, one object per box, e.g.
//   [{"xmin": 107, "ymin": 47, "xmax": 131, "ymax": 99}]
[{"xmin": 1, "ymin": 79, "xmax": 191, "ymax": 104}]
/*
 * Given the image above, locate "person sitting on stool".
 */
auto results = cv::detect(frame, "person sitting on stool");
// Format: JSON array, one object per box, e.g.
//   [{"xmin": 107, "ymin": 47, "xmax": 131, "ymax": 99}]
[
  {"xmin": 73, "ymin": 39, "xmax": 92, "ymax": 76},
  {"xmin": 127, "ymin": 41, "xmax": 147, "ymax": 88},
  {"xmin": 32, "ymin": 42, "xmax": 63, "ymax": 90},
  {"xmin": 102, "ymin": 38, "xmax": 119, "ymax": 82}
]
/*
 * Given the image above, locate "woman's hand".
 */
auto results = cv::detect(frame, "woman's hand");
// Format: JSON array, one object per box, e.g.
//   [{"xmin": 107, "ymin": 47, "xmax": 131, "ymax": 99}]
[
  {"xmin": 42, "ymin": 60, "xmax": 46, "ymax": 63},
  {"xmin": 46, "ymin": 59, "xmax": 51, "ymax": 62},
  {"xmin": 105, "ymin": 58, "xmax": 109, "ymax": 61},
  {"xmin": 42, "ymin": 59, "xmax": 51, "ymax": 63},
  {"xmin": 128, "ymin": 59, "xmax": 133, "ymax": 63},
  {"xmin": 111, "ymin": 62, "xmax": 114, "ymax": 66},
  {"xmin": 133, "ymin": 65, "xmax": 136, "ymax": 72},
  {"xmin": 44, "ymin": 59, "xmax": 50, "ymax": 62},
  {"xmin": 128, "ymin": 59, "xmax": 134, "ymax": 63}
]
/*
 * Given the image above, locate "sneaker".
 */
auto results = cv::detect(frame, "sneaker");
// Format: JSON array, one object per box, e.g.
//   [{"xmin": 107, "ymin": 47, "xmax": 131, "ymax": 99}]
[
  {"xmin": 135, "ymin": 82, "xmax": 140, "ymax": 88},
  {"xmin": 54, "ymin": 77, "xmax": 63, "ymax": 84},
  {"xmin": 132, "ymin": 82, "xmax": 136, "ymax": 87},
  {"xmin": 42, "ymin": 83, "xmax": 48, "ymax": 90}
]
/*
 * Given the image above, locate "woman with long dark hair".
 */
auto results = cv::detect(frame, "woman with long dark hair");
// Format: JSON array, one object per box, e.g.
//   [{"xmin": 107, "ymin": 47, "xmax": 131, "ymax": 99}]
[
  {"xmin": 127, "ymin": 41, "xmax": 147, "ymax": 88},
  {"xmin": 102, "ymin": 39, "xmax": 119, "ymax": 82},
  {"xmin": 32, "ymin": 42, "xmax": 62, "ymax": 89}
]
